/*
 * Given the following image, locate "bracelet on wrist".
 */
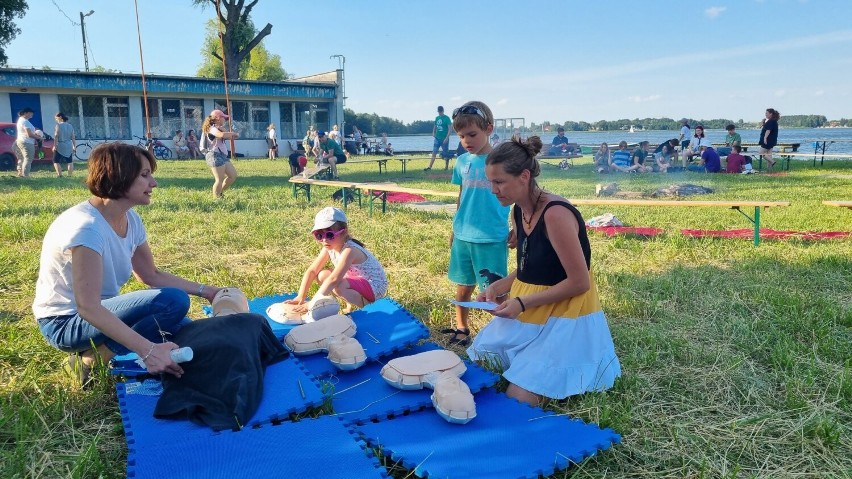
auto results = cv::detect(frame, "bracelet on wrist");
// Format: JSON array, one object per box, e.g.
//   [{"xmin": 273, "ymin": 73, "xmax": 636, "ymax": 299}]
[
  {"xmin": 516, "ymin": 297, "xmax": 526, "ymax": 312},
  {"xmin": 496, "ymin": 292, "xmax": 509, "ymax": 298},
  {"xmin": 141, "ymin": 343, "xmax": 156, "ymax": 363}
]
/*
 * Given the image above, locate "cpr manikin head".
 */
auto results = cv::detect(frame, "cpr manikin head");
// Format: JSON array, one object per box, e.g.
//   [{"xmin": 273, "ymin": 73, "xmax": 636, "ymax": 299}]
[{"xmin": 212, "ymin": 287, "xmax": 249, "ymax": 316}]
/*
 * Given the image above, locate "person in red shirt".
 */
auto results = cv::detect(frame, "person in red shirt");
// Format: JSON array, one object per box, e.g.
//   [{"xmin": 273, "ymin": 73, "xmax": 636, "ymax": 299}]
[{"xmin": 725, "ymin": 144, "xmax": 746, "ymax": 173}]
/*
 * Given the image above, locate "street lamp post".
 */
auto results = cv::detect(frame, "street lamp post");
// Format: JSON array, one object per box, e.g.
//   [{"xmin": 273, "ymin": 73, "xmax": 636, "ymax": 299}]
[
  {"xmin": 80, "ymin": 10, "xmax": 95, "ymax": 72},
  {"xmin": 330, "ymin": 54, "xmax": 345, "ymax": 141}
]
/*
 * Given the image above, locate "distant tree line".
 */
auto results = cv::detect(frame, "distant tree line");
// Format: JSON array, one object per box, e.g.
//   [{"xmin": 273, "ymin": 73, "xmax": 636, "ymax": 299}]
[{"xmin": 343, "ymin": 111, "xmax": 843, "ymax": 136}]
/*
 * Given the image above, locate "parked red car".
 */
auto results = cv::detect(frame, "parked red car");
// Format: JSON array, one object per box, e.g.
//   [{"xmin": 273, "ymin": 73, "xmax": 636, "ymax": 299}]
[{"xmin": 0, "ymin": 122, "xmax": 55, "ymax": 171}]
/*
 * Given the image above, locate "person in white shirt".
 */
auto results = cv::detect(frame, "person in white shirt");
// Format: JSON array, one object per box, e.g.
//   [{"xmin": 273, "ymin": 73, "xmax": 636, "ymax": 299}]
[
  {"xmin": 266, "ymin": 123, "xmax": 278, "ymax": 160},
  {"xmin": 33, "ymin": 143, "xmax": 223, "ymax": 386},
  {"xmin": 682, "ymin": 125, "xmax": 711, "ymax": 167},
  {"xmin": 14, "ymin": 107, "xmax": 38, "ymax": 177}
]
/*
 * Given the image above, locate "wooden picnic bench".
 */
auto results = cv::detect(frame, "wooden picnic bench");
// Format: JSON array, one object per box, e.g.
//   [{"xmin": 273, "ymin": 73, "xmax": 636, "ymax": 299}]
[
  {"xmin": 288, "ymin": 176, "xmax": 363, "ymax": 207},
  {"xmin": 345, "ymin": 158, "xmax": 391, "ymax": 174},
  {"xmin": 822, "ymin": 200, "xmax": 852, "ymax": 209},
  {"xmin": 566, "ymin": 198, "xmax": 790, "ymax": 246}
]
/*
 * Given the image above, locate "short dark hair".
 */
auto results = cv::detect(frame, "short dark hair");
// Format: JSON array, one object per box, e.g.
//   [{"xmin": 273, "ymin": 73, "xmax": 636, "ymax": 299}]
[
  {"xmin": 726, "ymin": 124, "xmax": 736, "ymax": 131},
  {"xmin": 733, "ymin": 144, "xmax": 741, "ymax": 153},
  {"xmin": 18, "ymin": 107, "xmax": 33, "ymax": 117},
  {"xmin": 87, "ymin": 143, "xmax": 157, "ymax": 199}
]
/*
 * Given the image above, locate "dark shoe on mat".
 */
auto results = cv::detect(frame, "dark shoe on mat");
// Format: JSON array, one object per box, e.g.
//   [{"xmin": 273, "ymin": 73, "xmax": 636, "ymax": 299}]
[{"xmin": 441, "ymin": 328, "xmax": 471, "ymax": 347}]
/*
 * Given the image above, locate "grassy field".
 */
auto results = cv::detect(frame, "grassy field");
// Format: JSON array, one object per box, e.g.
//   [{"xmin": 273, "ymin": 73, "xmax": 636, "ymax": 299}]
[{"xmin": 1, "ymin": 155, "xmax": 850, "ymax": 478}]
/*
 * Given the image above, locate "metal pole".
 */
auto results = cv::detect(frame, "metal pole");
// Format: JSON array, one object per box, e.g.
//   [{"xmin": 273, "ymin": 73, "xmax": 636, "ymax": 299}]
[
  {"xmin": 330, "ymin": 55, "xmax": 345, "ymax": 143},
  {"xmin": 80, "ymin": 10, "xmax": 94, "ymax": 72}
]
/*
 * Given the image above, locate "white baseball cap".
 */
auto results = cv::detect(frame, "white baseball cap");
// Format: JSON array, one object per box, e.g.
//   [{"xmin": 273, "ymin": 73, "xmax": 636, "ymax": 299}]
[{"xmin": 312, "ymin": 207, "xmax": 347, "ymax": 231}]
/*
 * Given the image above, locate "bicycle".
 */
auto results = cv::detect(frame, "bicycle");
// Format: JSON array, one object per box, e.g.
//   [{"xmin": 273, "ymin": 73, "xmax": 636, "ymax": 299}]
[
  {"xmin": 134, "ymin": 136, "xmax": 173, "ymax": 160},
  {"xmin": 74, "ymin": 138, "xmax": 103, "ymax": 161}
]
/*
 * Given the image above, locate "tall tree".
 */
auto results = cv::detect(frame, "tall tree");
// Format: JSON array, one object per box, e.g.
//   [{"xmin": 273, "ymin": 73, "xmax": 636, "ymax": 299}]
[
  {"xmin": 193, "ymin": 0, "xmax": 272, "ymax": 80},
  {"xmin": 0, "ymin": 0, "xmax": 28, "ymax": 66},
  {"xmin": 197, "ymin": 18, "xmax": 286, "ymax": 80}
]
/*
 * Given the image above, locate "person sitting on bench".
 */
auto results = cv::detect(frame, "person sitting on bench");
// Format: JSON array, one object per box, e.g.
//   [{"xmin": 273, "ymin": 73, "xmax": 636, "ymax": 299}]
[{"xmin": 547, "ymin": 127, "xmax": 575, "ymax": 156}]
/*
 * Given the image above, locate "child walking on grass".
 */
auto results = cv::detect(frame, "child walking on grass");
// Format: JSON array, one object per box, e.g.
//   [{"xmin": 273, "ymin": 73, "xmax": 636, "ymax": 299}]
[
  {"xmin": 443, "ymin": 101, "xmax": 512, "ymax": 347},
  {"xmin": 469, "ymin": 136, "xmax": 621, "ymax": 406},
  {"xmin": 286, "ymin": 207, "xmax": 388, "ymax": 314}
]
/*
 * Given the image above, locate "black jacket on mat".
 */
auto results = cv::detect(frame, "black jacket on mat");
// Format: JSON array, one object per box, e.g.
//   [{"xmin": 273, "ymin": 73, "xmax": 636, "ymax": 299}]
[{"xmin": 154, "ymin": 313, "xmax": 289, "ymax": 430}]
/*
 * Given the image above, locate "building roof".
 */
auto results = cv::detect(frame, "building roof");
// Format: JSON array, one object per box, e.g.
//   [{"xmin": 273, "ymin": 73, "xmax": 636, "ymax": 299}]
[{"xmin": 0, "ymin": 68, "xmax": 337, "ymax": 100}]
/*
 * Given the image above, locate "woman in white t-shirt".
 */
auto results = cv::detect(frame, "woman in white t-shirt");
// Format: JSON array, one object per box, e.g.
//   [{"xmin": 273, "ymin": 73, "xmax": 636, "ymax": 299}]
[
  {"xmin": 14, "ymin": 107, "xmax": 38, "ymax": 177},
  {"xmin": 32, "ymin": 143, "xmax": 223, "ymax": 386},
  {"xmin": 266, "ymin": 123, "xmax": 278, "ymax": 160}
]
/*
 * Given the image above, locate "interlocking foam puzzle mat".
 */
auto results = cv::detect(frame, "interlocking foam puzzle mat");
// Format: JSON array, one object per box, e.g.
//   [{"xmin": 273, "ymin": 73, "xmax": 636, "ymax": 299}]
[
  {"xmin": 322, "ymin": 342, "xmax": 500, "ymax": 425},
  {"xmin": 127, "ymin": 416, "xmax": 387, "ymax": 479},
  {"xmin": 294, "ymin": 298, "xmax": 430, "ymax": 378},
  {"xmin": 117, "ymin": 356, "xmax": 325, "ymax": 449},
  {"xmin": 355, "ymin": 389, "xmax": 621, "ymax": 479},
  {"xmin": 201, "ymin": 292, "xmax": 298, "ymax": 338}
]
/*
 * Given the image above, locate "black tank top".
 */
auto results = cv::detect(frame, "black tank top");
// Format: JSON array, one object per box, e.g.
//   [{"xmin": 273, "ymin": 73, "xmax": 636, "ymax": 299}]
[{"xmin": 514, "ymin": 201, "xmax": 591, "ymax": 286}]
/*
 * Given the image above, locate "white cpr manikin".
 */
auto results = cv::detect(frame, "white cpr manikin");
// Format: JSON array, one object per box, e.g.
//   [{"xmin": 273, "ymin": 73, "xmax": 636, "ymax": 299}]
[
  {"xmin": 284, "ymin": 314, "xmax": 367, "ymax": 371},
  {"xmin": 267, "ymin": 296, "xmax": 340, "ymax": 325},
  {"xmin": 381, "ymin": 350, "xmax": 477, "ymax": 424},
  {"xmin": 212, "ymin": 287, "xmax": 250, "ymax": 316}
]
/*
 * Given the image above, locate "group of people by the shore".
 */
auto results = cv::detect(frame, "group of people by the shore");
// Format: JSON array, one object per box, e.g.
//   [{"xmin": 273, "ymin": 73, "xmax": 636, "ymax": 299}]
[
  {"xmin": 32, "ymin": 99, "xmax": 621, "ymax": 411},
  {"xmin": 589, "ymin": 109, "xmax": 781, "ymax": 174}
]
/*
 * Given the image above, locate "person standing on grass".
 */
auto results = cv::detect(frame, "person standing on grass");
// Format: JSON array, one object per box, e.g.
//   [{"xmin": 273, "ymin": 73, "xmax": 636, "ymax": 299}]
[
  {"xmin": 32, "ymin": 143, "xmax": 223, "ymax": 387},
  {"xmin": 468, "ymin": 135, "xmax": 621, "ymax": 406},
  {"xmin": 759, "ymin": 108, "xmax": 780, "ymax": 168},
  {"xmin": 443, "ymin": 101, "xmax": 511, "ymax": 347},
  {"xmin": 424, "ymin": 106, "xmax": 453, "ymax": 171},
  {"xmin": 14, "ymin": 107, "xmax": 38, "ymax": 177},
  {"xmin": 266, "ymin": 123, "xmax": 278, "ymax": 160},
  {"xmin": 201, "ymin": 109, "xmax": 239, "ymax": 198},
  {"xmin": 678, "ymin": 118, "xmax": 691, "ymax": 152},
  {"xmin": 52, "ymin": 112, "xmax": 76, "ymax": 177}
]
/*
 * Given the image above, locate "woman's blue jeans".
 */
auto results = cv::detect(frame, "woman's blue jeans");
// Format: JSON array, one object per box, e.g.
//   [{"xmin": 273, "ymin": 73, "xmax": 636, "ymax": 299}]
[{"xmin": 37, "ymin": 288, "xmax": 191, "ymax": 356}]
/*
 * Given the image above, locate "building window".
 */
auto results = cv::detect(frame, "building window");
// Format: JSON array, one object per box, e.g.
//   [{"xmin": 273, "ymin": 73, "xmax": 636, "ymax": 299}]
[
  {"xmin": 214, "ymin": 100, "xmax": 269, "ymax": 139},
  {"xmin": 143, "ymin": 98, "xmax": 203, "ymax": 139},
  {"xmin": 284, "ymin": 102, "xmax": 330, "ymax": 137},
  {"xmin": 58, "ymin": 95, "xmax": 130, "ymax": 139}
]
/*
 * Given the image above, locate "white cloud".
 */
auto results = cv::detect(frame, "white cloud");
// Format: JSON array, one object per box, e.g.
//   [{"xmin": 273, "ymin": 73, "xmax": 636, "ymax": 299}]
[
  {"xmin": 496, "ymin": 98, "xmax": 509, "ymax": 106},
  {"xmin": 627, "ymin": 95, "xmax": 662, "ymax": 103},
  {"xmin": 705, "ymin": 6, "xmax": 727, "ymax": 19}
]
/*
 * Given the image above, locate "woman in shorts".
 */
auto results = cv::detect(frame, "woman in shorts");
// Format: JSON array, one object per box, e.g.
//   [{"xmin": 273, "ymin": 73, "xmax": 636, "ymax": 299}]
[
  {"xmin": 201, "ymin": 109, "xmax": 239, "ymax": 198},
  {"xmin": 52, "ymin": 112, "xmax": 76, "ymax": 177}
]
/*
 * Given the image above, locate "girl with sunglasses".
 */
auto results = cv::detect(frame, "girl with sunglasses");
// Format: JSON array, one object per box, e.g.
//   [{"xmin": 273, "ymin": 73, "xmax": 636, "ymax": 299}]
[{"xmin": 285, "ymin": 207, "xmax": 388, "ymax": 314}]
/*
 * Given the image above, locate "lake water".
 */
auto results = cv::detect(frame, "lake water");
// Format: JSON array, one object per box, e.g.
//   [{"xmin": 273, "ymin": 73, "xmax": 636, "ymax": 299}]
[{"xmin": 384, "ymin": 128, "xmax": 852, "ymax": 155}]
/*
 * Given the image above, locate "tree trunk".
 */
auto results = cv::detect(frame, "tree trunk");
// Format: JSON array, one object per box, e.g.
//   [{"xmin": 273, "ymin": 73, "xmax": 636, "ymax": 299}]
[{"xmin": 215, "ymin": 0, "xmax": 273, "ymax": 80}]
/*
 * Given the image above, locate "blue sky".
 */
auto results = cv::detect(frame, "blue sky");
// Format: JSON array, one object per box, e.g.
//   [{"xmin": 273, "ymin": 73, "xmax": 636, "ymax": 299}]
[{"xmin": 6, "ymin": 0, "xmax": 852, "ymax": 124}]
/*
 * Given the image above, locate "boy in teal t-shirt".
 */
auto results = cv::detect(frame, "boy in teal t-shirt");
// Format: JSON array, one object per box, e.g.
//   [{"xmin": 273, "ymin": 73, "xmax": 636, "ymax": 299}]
[
  {"xmin": 444, "ymin": 101, "xmax": 511, "ymax": 346},
  {"xmin": 425, "ymin": 106, "xmax": 454, "ymax": 171}
]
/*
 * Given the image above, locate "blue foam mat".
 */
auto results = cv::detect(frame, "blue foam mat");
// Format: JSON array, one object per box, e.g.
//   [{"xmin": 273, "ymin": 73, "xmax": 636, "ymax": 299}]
[
  {"xmin": 127, "ymin": 416, "xmax": 387, "ymax": 479},
  {"xmin": 202, "ymin": 292, "xmax": 298, "ymax": 338},
  {"xmin": 118, "ymin": 356, "xmax": 326, "ymax": 451},
  {"xmin": 355, "ymin": 389, "xmax": 621, "ymax": 479},
  {"xmin": 326, "ymin": 342, "xmax": 500, "ymax": 425},
  {"xmin": 295, "ymin": 298, "xmax": 431, "ymax": 378}
]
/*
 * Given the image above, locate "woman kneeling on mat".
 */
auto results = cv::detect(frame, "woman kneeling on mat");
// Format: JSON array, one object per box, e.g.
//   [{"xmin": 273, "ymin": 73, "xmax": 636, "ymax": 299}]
[
  {"xmin": 286, "ymin": 207, "xmax": 388, "ymax": 314},
  {"xmin": 32, "ymin": 143, "xmax": 223, "ymax": 387},
  {"xmin": 469, "ymin": 136, "xmax": 622, "ymax": 406}
]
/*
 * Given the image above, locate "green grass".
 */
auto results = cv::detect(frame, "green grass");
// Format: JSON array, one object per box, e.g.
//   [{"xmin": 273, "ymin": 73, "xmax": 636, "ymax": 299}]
[{"xmin": 1, "ymin": 156, "xmax": 850, "ymax": 478}]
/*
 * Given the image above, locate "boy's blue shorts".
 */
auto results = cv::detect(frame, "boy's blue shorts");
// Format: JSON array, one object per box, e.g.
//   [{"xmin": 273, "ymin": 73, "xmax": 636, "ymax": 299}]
[{"xmin": 448, "ymin": 239, "xmax": 508, "ymax": 290}]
